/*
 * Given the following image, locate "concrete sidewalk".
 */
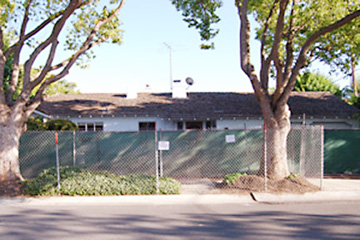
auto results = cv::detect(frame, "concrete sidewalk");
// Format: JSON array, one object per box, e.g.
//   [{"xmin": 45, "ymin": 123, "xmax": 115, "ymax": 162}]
[
  {"xmin": 0, "ymin": 178, "xmax": 359, "ymax": 206},
  {"xmin": 252, "ymin": 178, "xmax": 360, "ymax": 203}
]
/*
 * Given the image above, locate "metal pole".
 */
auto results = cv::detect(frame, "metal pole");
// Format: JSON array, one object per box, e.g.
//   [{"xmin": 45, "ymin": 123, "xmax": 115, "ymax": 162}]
[
  {"xmin": 73, "ymin": 131, "xmax": 76, "ymax": 167},
  {"xmin": 263, "ymin": 122, "xmax": 267, "ymax": 192},
  {"xmin": 163, "ymin": 42, "xmax": 173, "ymax": 90},
  {"xmin": 55, "ymin": 132, "xmax": 61, "ymax": 195},
  {"xmin": 155, "ymin": 124, "xmax": 160, "ymax": 194},
  {"xmin": 320, "ymin": 126, "xmax": 324, "ymax": 190},
  {"xmin": 299, "ymin": 114, "xmax": 306, "ymax": 175},
  {"xmin": 159, "ymin": 129, "xmax": 163, "ymax": 177},
  {"xmin": 244, "ymin": 123, "xmax": 249, "ymax": 174}
]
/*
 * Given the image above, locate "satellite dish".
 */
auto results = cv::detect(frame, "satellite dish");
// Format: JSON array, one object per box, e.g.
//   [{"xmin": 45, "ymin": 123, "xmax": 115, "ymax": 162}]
[{"xmin": 185, "ymin": 77, "xmax": 194, "ymax": 86}]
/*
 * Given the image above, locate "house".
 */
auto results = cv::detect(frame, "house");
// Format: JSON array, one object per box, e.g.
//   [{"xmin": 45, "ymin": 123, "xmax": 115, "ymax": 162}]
[{"xmin": 37, "ymin": 86, "xmax": 360, "ymax": 132}]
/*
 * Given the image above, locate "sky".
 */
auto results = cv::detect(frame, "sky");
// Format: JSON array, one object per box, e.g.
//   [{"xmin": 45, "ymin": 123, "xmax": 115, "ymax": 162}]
[
  {"xmin": 64, "ymin": 0, "xmax": 257, "ymax": 93},
  {"xmin": 42, "ymin": 0, "xmax": 354, "ymax": 94}
]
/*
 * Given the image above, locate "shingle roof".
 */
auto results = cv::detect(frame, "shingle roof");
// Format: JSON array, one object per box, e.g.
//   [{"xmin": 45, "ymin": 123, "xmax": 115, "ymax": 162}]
[{"xmin": 38, "ymin": 92, "xmax": 359, "ymax": 120}]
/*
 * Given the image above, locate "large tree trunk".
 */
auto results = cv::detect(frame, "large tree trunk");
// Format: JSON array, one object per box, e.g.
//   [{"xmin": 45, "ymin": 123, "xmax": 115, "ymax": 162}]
[
  {"xmin": 261, "ymin": 103, "xmax": 291, "ymax": 180},
  {"xmin": 265, "ymin": 122, "xmax": 290, "ymax": 180},
  {"xmin": 0, "ymin": 105, "xmax": 25, "ymax": 181}
]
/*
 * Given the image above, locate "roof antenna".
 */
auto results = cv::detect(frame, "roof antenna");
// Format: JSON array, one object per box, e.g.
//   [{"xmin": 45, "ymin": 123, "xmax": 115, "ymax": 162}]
[{"xmin": 163, "ymin": 42, "xmax": 173, "ymax": 91}]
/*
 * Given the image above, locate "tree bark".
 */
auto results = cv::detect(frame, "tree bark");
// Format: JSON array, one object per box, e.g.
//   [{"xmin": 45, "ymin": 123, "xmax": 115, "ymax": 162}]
[
  {"xmin": 265, "ymin": 123, "xmax": 291, "ymax": 180},
  {"xmin": 260, "ymin": 103, "xmax": 291, "ymax": 180},
  {"xmin": 0, "ymin": 105, "xmax": 25, "ymax": 181},
  {"xmin": 351, "ymin": 57, "xmax": 358, "ymax": 97}
]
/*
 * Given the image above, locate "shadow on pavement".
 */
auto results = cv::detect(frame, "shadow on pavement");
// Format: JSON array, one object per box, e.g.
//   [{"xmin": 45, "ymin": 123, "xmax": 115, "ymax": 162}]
[{"xmin": 1, "ymin": 204, "xmax": 360, "ymax": 240}]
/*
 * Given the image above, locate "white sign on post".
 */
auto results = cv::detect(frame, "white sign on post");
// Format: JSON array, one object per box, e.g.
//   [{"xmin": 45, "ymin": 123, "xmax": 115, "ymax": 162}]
[
  {"xmin": 225, "ymin": 134, "xmax": 236, "ymax": 143},
  {"xmin": 158, "ymin": 141, "xmax": 170, "ymax": 151}
]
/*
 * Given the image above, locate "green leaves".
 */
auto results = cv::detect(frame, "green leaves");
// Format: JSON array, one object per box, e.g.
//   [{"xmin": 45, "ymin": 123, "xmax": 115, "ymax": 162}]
[
  {"xmin": 0, "ymin": 0, "xmax": 15, "ymax": 27},
  {"xmin": 2, "ymin": 0, "xmax": 124, "ymax": 109},
  {"xmin": 23, "ymin": 167, "xmax": 182, "ymax": 196},
  {"xmin": 224, "ymin": 172, "xmax": 247, "ymax": 184},
  {"xmin": 171, "ymin": 0, "xmax": 222, "ymax": 49},
  {"xmin": 294, "ymin": 71, "xmax": 341, "ymax": 96},
  {"xmin": 43, "ymin": 79, "xmax": 81, "ymax": 95}
]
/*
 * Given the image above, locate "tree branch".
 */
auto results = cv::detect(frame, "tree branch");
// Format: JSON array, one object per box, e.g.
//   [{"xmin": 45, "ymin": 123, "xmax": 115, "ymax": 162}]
[
  {"xmin": 270, "ymin": 0, "xmax": 289, "ymax": 90},
  {"xmin": 237, "ymin": 0, "xmax": 275, "ymax": 123},
  {"xmin": 0, "ymin": 31, "xmax": 5, "ymax": 105},
  {"xmin": 28, "ymin": 39, "xmax": 59, "ymax": 90},
  {"xmin": 272, "ymin": 0, "xmax": 297, "ymax": 106},
  {"xmin": 21, "ymin": 0, "xmax": 82, "ymax": 102},
  {"xmin": 277, "ymin": 8, "xmax": 360, "ymax": 107},
  {"xmin": 5, "ymin": 0, "xmax": 33, "ymax": 105},
  {"xmin": 4, "ymin": 1, "xmax": 92, "ymax": 60},
  {"xmin": 260, "ymin": 0, "xmax": 279, "ymax": 91},
  {"xmin": 282, "ymin": 0, "xmax": 297, "ymax": 84},
  {"xmin": 26, "ymin": 0, "xmax": 125, "ymax": 112}
]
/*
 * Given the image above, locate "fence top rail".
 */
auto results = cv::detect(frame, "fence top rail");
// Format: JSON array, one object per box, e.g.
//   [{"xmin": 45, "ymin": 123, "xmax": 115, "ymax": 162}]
[{"xmin": 24, "ymin": 126, "xmax": 327, "ymax": 134}]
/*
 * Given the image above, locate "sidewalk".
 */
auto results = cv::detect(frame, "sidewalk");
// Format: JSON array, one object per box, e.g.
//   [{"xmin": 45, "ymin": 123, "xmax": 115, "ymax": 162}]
[
  {"xmin": 0, "ymin": 179, "xmax": 359, "ymax": 206},
  {"xmin": 252, "ymin": 178, "xmax": 360, "ymax": 203}
]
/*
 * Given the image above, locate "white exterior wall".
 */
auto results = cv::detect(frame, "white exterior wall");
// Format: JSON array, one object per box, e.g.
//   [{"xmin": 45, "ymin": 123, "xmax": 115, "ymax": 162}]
[
  {"xmin": 216, "ymin": 117, "xmax": 359, "ymax": 130},
  {"xmin": 65, "ymin": 116, "xmax": 359, "ymax": 132},
  {"xmin": 68, "ymin": 116, "xmax": 177, "ymax": 132},
  {"xmin": 216, "ymin": 119, "xmax": 264, "ymax": 130},
  {"xmin": 291, "ymin": 118, "xmax": 359, "ymax": 129}
]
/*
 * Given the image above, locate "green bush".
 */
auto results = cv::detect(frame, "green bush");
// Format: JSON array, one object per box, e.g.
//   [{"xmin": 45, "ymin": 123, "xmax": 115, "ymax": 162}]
[
  {"xmin": 223, "ymin": 172, "xmax": 247, "ymax": 184},
  {"xmin": 45, "ymin": 119, "xmax": 78, "ymax": 131},
  {"xmin": 26, "ymin": 118, "xmax": 78, "ymax": 131},
  {"xmin": 23, "ymin": 167, "xmax": 181, "ymax": 196}
]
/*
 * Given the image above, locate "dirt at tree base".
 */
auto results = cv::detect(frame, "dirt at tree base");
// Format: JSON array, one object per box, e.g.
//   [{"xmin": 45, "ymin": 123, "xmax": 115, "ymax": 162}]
[
  {"xmin": 216, "ymin": 175, "xmax": 320, "ymax": 194},
  {"xmin": 0, "ymin": 180, "xmax": 24, "ymax": 197}
]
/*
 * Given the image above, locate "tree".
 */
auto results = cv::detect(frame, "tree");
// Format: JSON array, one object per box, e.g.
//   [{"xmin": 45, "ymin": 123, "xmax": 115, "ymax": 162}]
[
  {"xmin": 45, "ymin": 119, "xmax": 78, "ymax": 131},
  {"xmin": 26, "ymin": 116, "xmax": 46, "ymax": 131},
  {"xmin": 295, "ymin": 71, "xmax": 341, "ymax": 96},
  {"xmin": 44, "ymin": 80, "xmax": 80, "ymax": 96},
  {"xmin": 6, "ymin": 56, "xmax": 81, "ymax": 97},
  {"xmin": 172, "ymin": 0, "xmax": 360, "ymax": 179},
  {"xmin": 0, "ymin": 0, "xmax": 124, "ymax": 181},
  {"xmin": 314, "ymin": 17, "xmax": 360, "ymax": 97},
  {"xmin": 26, "ymin": 117, "xmax": 78, "ymax": 131}
]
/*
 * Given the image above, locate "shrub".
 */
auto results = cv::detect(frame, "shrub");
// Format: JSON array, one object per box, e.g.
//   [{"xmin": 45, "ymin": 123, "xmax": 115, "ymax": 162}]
[
  {"xmin": 45, "ymin": 119, "xmax": 78, "ymax": 131},
  {"xmin": 223, "ymin": 172, "xmax": 247, "ymax": 184},
  {"xmin": 23, "ymin": 167, "xmax": 181, "ymax": 196}
]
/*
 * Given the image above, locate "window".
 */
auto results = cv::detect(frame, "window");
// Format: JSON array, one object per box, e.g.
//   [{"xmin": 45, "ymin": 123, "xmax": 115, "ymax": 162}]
[
  {"xmin": 185, "ymin": 121, "xmax": 203, "ymax": 130},
  {"xmin": 139, "ymin": 122, "xmax": 156, "ymax": 131},
  {"xmin": 177, "ymin": 122, "xmax": 184, "ymax": 130},
  {"xmin": 95, "ymin": 123, "xmax": 103, "ymax": 131},
  {"xmin": 206, "ymin": 120, "xmax": 216, "ymax": 130},
  {"xmin": 78, "ymin": 123, "xmax": 86, "ymax": 132},
  {"xmin": 78, "ymin": 122, "xmax": 103, "ymax": 132}
]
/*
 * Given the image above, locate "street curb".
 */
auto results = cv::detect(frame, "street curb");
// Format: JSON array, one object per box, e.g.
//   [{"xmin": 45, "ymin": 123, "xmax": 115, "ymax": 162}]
[
  {"xmin": 0, "ymin": 194, "xmax": 255, "ymax": 206},
  {"xmin": 2, "ymin": 191, "xmax": 360, "ymax": 206},
  {"xmin": 251, "ymin": 191, "xmax": 360, "ymax": 203}
]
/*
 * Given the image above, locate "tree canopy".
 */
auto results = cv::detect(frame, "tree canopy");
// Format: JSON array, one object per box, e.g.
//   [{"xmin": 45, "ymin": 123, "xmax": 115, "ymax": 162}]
[
  {"xmin": 294, "ymin": 71, "xmax": 341, "ymax": 96},
  {"xmin": 0, "ymin": 0, "xmax": 125, "ymax": 181},
  {"xmin": 1, "ymin": 0, "xmax": 124, "ymax": 117}
]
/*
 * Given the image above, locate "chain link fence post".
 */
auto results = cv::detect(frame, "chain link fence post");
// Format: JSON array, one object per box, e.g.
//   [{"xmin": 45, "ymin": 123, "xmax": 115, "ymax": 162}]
[
  {"xmin": 263, "ymin": 123, "xmax": 268, "ymax": 192},
  {"xmin": 55, "ymin": 132, "xmax": 61, "ymax": 195},
  {"xmin": 320, "ymin": 126, "xmax": 324, "ymax": 190},
  {"xmin": 73, "ymin": 131, "xmax": 76, "ymax": 167},
  {"xmin": 155, "ymin": 126, "xmax": 159, "ymax": 194}
]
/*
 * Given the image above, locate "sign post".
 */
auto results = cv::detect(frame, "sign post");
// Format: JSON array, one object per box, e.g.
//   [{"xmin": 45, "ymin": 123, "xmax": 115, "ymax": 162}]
[{"xmin": 158, "ymin": 140, "xmax": 170, "ymax": 178}]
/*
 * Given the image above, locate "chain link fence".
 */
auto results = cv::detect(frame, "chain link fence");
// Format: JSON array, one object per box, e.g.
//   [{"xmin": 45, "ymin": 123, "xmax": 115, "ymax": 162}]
[{"xmin": 19, "ymin": 126, "xmax": 324, "ymax": 192}]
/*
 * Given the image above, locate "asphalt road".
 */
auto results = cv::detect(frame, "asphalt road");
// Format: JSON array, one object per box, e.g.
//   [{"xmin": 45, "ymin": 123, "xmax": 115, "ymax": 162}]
[{"xmin": 0, "ymin": 201, "xmax": 359, "ymax": 240}]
